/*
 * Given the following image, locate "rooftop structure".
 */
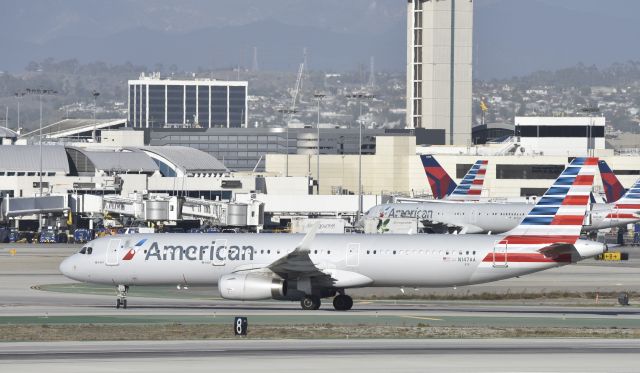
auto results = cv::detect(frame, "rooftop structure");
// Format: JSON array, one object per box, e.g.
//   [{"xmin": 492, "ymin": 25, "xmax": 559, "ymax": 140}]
[
  {"xmin": 19, "ymin": 119, "xmax": 127, "ymax": 140},
  {"xmin": 134, "ymin": 146, "xmax": 228, "ymax": 176},
  {"xmin": 0, "ymin": 145, "xmax": 69, "ymax": 174}
]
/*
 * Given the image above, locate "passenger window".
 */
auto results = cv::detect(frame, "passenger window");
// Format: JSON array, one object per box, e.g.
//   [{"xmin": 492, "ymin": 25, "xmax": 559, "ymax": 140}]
[{"xmin": 87, "ymin": 247, "xmax": 93, "ymax": 255}]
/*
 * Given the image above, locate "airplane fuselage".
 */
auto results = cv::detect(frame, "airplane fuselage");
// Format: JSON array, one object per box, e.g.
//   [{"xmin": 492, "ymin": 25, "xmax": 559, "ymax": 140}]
[
  {"xmin": 60, "ymin": 233, "xmax": 600, "ymax": 289},
  {"xmin": 365, "ymin": 201, "xmax": 637, "ymax": 234}
]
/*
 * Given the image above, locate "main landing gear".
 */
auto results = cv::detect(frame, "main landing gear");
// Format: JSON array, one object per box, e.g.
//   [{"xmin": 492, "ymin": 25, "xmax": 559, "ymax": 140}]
[
  {"xmin": 116, "ymin": 284, "xmax": 129, "ymax": 309},
  {"xmin": 300, "ymin": 295, "xmax": 321, "ymax": 310},
  {"xmin": 332, "ymin": 292, "xmax": 353, "ymax": 311},
  {"xmin": 299, "ymin": 292, "xmax": 354, "ymax": 311}
]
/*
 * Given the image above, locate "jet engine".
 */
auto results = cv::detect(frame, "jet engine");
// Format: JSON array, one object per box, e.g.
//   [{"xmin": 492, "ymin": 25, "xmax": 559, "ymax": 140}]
[{"xmin": 218, "ymin": 272, "xmax": 287, "ymax": 300}]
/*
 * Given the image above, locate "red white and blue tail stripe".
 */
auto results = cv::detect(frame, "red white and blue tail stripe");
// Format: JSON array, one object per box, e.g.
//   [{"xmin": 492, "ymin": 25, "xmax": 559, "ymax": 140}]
[
  {"xmin": 501, "ymin": 157, "xmax": 598, "ymax": 244},
  {"xmin": 448, "ymin": 160, "xmax": 488, "ymax": 201},
  {"xmin": 608, "ymin": 177, "xmax": 640, "ymax": 221}
]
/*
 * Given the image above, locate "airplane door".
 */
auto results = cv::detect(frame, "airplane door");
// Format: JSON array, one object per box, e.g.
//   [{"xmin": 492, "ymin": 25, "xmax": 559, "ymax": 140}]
[
  {"xmin": 106, "ymin": 239, "xmax": 121, "ymax": 266},
  {"xmin": 346, "ymin": 243, "xmax": 360, "ymax": 266},
  {"xmin": 470, "ymin": 206, "xmax": 478, "ymax": 223},
  {"xmin": 492, "ymin": 241, "xmax": 508, "ymax": 268},
  {"xmin": 212, "ymin": 239, "xmax": 227, "ymax": 266}
]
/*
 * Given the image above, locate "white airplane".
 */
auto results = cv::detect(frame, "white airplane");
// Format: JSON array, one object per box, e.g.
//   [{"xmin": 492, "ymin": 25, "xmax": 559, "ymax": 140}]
[
  {"xmin": 364, "ymin": 159, "xmax": 640, "ymax": 234},
  {"xmin": 60, "ymin": 157, "xmax": 605, "ymax": 311}
]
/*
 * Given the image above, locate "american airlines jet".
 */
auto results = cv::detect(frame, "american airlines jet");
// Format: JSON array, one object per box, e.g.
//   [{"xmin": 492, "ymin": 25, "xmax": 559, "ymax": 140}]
[
  {"xmin": 364, "ymin": 159, "xmax": 640, "ymax": 234},
  {"xmin": 60, "ymin": 158, "xmax": 605, "ymax": 311}
]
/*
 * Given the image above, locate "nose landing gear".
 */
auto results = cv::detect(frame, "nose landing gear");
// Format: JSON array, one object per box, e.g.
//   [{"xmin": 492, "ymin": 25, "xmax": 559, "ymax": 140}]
[{"xmin": 115, "ymin": 284, "xmax": 129, "ymax": 309}]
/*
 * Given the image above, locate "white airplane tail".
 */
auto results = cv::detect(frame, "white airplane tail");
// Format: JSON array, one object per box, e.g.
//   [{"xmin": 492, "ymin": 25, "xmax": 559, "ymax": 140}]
[{"xmin": 495, "ymin": 157, "xmax": 598, "ymax": 262}]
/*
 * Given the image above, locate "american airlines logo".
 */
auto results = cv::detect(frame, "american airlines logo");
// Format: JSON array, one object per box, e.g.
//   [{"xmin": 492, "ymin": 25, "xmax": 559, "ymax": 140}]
[
  {"xmin": 141, "ymin": 241, "xmax": 255, "ymax": 261},
  {"xmin": 382, "ymin": 207, "xmax": 433, "ymax": 220},
  {"xmin": 122, "ymin": 239, "xmax": 147, "ymax": 261}
]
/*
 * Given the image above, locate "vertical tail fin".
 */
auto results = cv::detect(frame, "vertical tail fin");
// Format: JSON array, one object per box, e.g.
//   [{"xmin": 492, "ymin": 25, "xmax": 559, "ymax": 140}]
[
  {"xmin": 609, "ymin": 177, "xmax": 640, "ymax": 220},
  {"xmin": 447, "ymin": 160, "xmax": 489, "ymax": 201},
  {"xmin": 503, "ymin": 157, "xmax": 598, "ymax": 242},
  {"xmin": 598, "ymin": 160, "xmax": 625, "ymax": 203},
  {"xmin": 420, "ymin": 155, "xmax": 456, "ymax": 199}
]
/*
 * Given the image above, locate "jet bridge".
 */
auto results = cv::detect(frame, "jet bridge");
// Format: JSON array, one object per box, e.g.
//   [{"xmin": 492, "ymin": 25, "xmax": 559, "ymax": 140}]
[
  {"xmin": 181, "ymin": 197, "xmax": 263, "ymax": 229},
  {"xmin": 1, "ymin": 195, "xmax": 69, "ymax": 218},
  {"xmin": 101, "ymin": 193, "xmax": 263, "ymax": 229}
]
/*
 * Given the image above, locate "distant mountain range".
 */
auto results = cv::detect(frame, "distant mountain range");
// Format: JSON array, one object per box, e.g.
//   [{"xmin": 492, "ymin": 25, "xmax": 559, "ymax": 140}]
[{"xmin": 1, "ymin": 0, "xmax": 639, "ymax": 79}]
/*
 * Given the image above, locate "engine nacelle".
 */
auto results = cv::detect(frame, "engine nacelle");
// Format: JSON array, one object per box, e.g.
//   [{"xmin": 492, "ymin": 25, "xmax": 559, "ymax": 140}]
[{"xmin": 218, "ymin": 272, "xmax": 287, "ymax": 300}]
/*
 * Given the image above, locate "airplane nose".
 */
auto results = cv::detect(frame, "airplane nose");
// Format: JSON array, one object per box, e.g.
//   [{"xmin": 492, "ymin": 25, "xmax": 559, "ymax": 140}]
[{"xmin": 59, "ymin": 256, "xmax": 75, "ymax": 278}]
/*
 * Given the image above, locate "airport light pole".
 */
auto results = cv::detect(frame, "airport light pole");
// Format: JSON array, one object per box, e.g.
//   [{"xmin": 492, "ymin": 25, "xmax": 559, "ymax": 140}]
[
  {"xmin": 277, "ymin": 108, "xmax": 297, "ymax": 177},
  {"xmin": 92, "ymin": 90, "xmax": 100, "ymax": 141},
  {"xmin": 25, "ymin": 88, "xmax": 57, "ymax": 231},
  {"xmin": 313, "ymin": 93, "xmax": 326, "ymax": 194},
  {"xmin": 346, "ymin": 93, "xmax": 375, "ymax": 220},
  {"xmin": 580, "ymin": 107, "xmax": 600, "ymax": 158},
  {"xmin": 14, "ymin": 91, "xmax": 26, "ymax": 132}
]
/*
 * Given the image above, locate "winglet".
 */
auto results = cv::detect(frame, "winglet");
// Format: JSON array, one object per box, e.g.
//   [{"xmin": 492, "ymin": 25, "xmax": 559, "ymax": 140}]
[{"xmin": 295, "ymin": 222, "xmax": 320, "ymax": 253}]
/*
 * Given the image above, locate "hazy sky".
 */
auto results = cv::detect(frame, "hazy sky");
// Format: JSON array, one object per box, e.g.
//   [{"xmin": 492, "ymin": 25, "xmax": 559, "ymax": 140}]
[{"xmin": 1, "ymin": 0, "xmax": 639, "ymax": 78}]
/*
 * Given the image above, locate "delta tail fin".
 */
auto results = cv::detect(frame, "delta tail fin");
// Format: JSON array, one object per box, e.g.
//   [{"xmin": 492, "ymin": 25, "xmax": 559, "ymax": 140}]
[
  {"xmin": 598, "ymin": 160, "xmax": 625, "ymax": 203},
  {"xmin": 447, "ymin": 160, "xmax": 489, "ymax": 201},
  {"xmin": 420, "ymin": 155, "xmax": 456, "ymax": 199}
]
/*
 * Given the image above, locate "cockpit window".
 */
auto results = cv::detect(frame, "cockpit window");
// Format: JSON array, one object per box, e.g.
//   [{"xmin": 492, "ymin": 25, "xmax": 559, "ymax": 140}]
[
  {"xmin": 86, "ymin": 247, "xmax": 93, "ymax": 255},
  {"xmin": 79, "ymin": 247, "xmax": 87, "ymax": 254}
]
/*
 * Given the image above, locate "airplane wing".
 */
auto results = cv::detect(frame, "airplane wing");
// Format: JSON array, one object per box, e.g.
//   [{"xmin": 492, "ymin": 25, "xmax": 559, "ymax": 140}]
[
  {"xmin": 237, "ymin": 224, "xmax": 373, "ymax": 288},
  {"xmin": 267, "ymin": 223, "xmax": 324, "ymax": 276}
]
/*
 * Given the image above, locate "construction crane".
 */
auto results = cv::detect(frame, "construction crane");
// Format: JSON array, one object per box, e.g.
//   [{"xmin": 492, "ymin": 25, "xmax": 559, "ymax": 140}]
[{"xmin": 287, "ymin": 62, "xmax": 305, "ymax": 123}]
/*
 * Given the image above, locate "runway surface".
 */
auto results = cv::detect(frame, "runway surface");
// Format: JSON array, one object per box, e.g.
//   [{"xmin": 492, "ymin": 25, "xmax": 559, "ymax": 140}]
[{"xmin": 1, "ymin": 339, "xmax": 639, "ymax": 372}]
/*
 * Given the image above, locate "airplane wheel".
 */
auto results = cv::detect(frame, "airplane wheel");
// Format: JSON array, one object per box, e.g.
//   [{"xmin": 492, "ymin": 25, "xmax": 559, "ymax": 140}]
[
  {"xmin": 333, "ymin": 295, "xmax": 353, "ymax": 311},
  {"xmin": 301, "ymin": 295, "xmax": 321, "ymax": 310}
]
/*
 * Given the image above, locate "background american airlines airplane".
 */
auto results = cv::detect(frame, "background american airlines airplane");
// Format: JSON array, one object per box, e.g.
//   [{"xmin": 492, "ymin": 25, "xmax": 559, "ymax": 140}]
[
  {"xmin": 59, "ymin": 158, "xmax": 605, "ymax": 311},
  {"xmin": 421, "ymin": 155, "xmax": 488, "ymax": 201},
  {"xmin": 364, "ymin": 158, "xmax": 640, "ymax": 234}
]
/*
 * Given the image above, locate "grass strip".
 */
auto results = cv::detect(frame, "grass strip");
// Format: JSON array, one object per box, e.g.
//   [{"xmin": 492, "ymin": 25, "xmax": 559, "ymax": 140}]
[{"xmin": 1, "ymin": 324, "xmax": 640, "ymax": 342}]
